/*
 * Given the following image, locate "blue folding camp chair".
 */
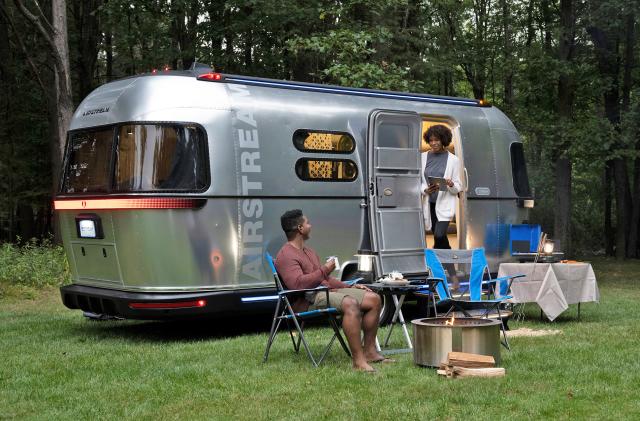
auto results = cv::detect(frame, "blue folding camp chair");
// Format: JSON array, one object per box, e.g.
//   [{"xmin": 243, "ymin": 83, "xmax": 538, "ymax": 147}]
[
  {"xmin": 263, "ymin": 252, "xmax": 351, "ymax": 367},
  {"xmin": 422, "ymin": 248, "xmax": 524, "ymax": 349}
]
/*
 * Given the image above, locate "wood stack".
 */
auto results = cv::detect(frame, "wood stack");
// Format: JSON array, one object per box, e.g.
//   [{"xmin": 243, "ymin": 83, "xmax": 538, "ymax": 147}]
[{"xmin": 437, "ymin": 352, "xmax": 505, "ymax": 378}]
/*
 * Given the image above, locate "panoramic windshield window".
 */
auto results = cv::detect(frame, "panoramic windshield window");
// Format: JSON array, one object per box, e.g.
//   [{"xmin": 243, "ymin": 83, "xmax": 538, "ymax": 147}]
[
  {"xmin": 62, "ymin": 128, "xmax": 114, "ymax": 193},
  {"xmin": 114, "ymin": 124, "xmax": 208, "ymax": 192}
]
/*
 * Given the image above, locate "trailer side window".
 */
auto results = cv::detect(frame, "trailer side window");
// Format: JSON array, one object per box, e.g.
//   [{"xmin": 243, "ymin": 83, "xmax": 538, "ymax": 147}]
[
  {"xmin": 293, "ymin": 130, "xmax": 355, "ymax": 153},
  {"xmin": 62, "ymin": 128, "xmax": 114, "ymax": 193},
  {"xmin": 295, "ymin": 159, "xmax": 358, "ymax": 181},
  {"xmin": 510, "ymin": 142, "xmax": 531, "ymax": 197},
  {"xmin": 114, "ymin": 124, "xmax": 208, "ymax": 192}
]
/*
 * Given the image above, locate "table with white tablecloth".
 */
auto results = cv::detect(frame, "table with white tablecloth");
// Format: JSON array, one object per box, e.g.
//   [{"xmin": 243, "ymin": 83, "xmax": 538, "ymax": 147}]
[{"xmin": 497, "ymin": 262, "xmax": 600, "ymax": 321}]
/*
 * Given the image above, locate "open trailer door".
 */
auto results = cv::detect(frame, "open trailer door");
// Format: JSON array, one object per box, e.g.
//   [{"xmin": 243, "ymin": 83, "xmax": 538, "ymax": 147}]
[{"xmin": 368, "ymin": 110, "xmax": 428, "ymax": 276}]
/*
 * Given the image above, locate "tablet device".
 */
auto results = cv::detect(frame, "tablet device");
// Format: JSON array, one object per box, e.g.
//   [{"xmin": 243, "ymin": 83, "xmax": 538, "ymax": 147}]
[{"xmin": 428, "ymin": 176, "xmax": 449, "ymax": 191}]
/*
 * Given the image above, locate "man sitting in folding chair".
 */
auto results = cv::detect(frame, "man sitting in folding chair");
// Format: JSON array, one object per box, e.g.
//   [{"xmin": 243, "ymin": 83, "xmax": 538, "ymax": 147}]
[{"xmin": 274, "ymin": 209, "xmax": 391, "ymax": 372}]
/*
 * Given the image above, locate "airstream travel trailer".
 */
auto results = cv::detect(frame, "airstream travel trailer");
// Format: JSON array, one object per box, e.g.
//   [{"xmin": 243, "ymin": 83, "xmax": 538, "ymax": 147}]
[{"xmin": 55, "ymin": 66, "xmax": 533, "ymax": 320}]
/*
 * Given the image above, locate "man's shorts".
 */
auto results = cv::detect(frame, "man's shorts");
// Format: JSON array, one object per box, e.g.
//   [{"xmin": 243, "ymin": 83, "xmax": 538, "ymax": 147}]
[{"xmin": 308, "ymin": 288, "xmax": 367, "ymax": 313}]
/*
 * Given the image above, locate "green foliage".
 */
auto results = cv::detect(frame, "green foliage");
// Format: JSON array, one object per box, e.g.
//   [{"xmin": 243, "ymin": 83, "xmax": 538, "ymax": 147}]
[
  {"xmin": 2, "ymin": 0, "xmax": 640, "ymax": 255},
  {"xmin": 288, "ymin": 28, "xmax": 424, "ymax": 91},
  {"xmin": 0, "ymin": 240, "xmax": 71, "ymax": 289}
]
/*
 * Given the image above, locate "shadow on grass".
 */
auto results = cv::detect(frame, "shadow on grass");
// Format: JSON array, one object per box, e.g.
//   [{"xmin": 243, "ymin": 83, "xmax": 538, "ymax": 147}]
[
  {"xmin": 72, "ymin": 312, "xmax": 275, "ymax": 343},
  {"xmin": 71, "ymin": 302, "xmax": 430, "ymax": 343}
]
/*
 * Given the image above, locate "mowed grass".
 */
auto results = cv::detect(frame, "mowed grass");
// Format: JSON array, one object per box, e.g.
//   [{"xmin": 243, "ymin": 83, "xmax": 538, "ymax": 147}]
[{"xmin": 1, "ymin": 257, "xmax": 640, "ymax": 420}]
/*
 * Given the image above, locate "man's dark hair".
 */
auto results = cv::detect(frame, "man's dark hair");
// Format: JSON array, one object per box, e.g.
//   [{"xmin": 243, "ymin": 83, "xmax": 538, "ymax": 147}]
[
  {"xmin": 280, "ymin": 209, "xmax": 304, "ymax": 239},
  {"xmin": 424, "ymin": 124, "xmax": 453, "ymax": 147}
]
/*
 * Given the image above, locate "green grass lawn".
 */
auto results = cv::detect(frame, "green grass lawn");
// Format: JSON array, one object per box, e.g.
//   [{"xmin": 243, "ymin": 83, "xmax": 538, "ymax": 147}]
[{"xmin": 1, "ymin": 257, "xmax": 640, "ymax": 420}]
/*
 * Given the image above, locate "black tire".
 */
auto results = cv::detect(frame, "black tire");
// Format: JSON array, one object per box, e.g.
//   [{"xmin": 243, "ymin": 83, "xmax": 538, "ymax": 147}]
[{"xmin": 378, "ymin": 294, "xmax": 395, "ymax": 326}]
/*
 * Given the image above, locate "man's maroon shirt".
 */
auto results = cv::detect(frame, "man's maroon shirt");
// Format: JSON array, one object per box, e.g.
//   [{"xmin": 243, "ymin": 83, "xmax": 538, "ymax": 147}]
[{"xmin": 274, "ymin": 242, "xmax": 347, "ymax": 312}]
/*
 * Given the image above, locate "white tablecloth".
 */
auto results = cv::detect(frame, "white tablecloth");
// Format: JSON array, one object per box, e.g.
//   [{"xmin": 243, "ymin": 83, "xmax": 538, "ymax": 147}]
[{"xmin": 497, "ymin": 263, "xmax": 600, "ymax": 321}]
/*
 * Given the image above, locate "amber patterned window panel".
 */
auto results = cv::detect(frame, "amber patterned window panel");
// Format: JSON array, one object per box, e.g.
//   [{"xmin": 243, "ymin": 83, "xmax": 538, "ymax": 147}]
[
  {"xmin": 295, "ymin": 158, "xmax": 358, "ymax": 182},
  {"xmin": 293, "ymin": 130, "xmax": 355, "ymax": 153}
]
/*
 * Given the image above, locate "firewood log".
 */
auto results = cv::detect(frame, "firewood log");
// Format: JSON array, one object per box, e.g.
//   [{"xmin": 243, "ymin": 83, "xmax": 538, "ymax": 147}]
[{"xmin": 446, "ymin": 351, "xmax": 495, "ymax": 368}]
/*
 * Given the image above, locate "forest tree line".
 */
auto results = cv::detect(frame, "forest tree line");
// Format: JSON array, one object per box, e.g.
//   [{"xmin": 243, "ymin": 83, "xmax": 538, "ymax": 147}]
[{"xmin": 0, "ymin": 0, "xmax": 639, "ymax": 258}]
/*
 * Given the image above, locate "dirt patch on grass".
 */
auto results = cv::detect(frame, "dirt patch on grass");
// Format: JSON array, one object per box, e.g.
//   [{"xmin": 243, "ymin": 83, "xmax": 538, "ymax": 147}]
[{"xmin": 508, "ymin": 327, "xmax": 562, "ymax": 337}]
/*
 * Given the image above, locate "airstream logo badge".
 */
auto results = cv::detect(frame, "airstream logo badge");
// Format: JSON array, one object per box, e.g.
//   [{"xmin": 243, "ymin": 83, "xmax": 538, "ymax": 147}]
[{"xmin": 82, "ymin": 107, "xmax": 110, "ymax": 116}]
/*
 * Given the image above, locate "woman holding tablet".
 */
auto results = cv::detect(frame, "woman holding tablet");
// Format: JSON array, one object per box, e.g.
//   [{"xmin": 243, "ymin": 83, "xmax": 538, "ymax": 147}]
[{"xmin": 421, "ymin": 124, "xmax": 462, "ymax": 288}]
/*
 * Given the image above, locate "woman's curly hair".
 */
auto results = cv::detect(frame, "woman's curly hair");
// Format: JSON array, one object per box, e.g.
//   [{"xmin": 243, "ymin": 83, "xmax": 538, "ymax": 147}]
[{"xmin": 424, "ymin": 124, "xmax": 452, "ymax": 147}]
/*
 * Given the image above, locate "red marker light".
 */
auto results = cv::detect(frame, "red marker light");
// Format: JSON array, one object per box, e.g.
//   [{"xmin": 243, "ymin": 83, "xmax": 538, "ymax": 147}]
[
  {"xmin": 151, "ymin": 69, "xmax": 158, "ymax": 74},
  {"xmin": 129, "ymin": 299, "xmax": 207, "ymax": 309},
  {"xmin": 197, "ymin": 73, "xmax": 223, "ymax": 81}
]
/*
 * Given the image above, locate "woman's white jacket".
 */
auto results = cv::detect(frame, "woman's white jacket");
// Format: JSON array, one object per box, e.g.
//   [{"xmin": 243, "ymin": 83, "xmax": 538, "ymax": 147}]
[{"xmin": 420, "ymin": 151, "xmax": 462, "ymax": 230}]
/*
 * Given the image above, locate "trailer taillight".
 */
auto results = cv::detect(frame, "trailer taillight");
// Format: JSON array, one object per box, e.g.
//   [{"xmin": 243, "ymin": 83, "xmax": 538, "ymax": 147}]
[
  {"xmin": 197, "ymin": 72, "xmax": 224, "ymax": 81},
  {"xmin": 129, "ymin": 300, "xmax": 207, "ymax": 310},
  {"xmin": 54, "ymin": 198, "xmax": 205, "ymax": 210}
]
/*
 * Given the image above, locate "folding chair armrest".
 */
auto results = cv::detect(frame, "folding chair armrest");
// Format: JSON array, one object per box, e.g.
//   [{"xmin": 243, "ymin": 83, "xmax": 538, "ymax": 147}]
[
  {"xmin": 494, "ymin": 274, "xmax": 526, "ymax": 295},
  {"xmin": 278, "ymin": 285, "xmax": 329, "ymax": 296}
]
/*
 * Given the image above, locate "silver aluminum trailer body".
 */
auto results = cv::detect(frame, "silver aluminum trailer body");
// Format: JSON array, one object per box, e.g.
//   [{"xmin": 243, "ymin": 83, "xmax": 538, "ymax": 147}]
[{"xmin": 56, "ymin": 71, "xmax": 531, "ymax": 319}]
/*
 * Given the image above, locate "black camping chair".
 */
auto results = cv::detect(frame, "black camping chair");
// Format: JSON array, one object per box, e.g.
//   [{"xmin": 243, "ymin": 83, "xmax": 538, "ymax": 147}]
[{"xmin": 263, "ymin": 252, "xmax": 351, "ymax": 367}]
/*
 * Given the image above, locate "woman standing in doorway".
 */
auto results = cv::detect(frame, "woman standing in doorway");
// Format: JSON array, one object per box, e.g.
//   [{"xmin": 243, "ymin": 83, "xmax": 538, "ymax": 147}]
[{"xmin": 421, "ymin": 124, "xmax": 462, "ymax": 287}]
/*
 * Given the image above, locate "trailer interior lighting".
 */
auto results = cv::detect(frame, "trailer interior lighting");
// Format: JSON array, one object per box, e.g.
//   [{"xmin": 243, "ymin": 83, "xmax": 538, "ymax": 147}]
[
  {"xmin": 197, "ymin": 73, "xmax": 223, "ymax": 81},
  {"xmin": 129, "ymin": 300, "xmax": 207, "ymax": 309},
  {"xmin": 54, "ymin": 198, "xmax": 204, "ymax": 210}
]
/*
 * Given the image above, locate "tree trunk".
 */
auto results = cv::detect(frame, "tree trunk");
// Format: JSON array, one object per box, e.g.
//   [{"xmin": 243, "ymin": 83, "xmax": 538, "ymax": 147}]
[
  {"xmin": 242, "ymin": 6, "xmax": 253, "ymax": 71},
  {"xmin": 631, "ymin": 140, "xmax": 640, "ymax": 258},
  {"xmin": 0, "ymin": 0, "xmax": 11, "ymax": 241},
  {"xmin": 105, "ymin": 30, "xmax": 113, "ymax": 81},
  {"xmin": 501, "ymin": 0, "xmax": 513, "ymax": 111},
  {"xmin": 554, "ymin": 0, "xmax": 575, "ymax": 256},
  {"xmin": 588, "ymin": 23, "xmax": 629, "ymax": 259},
  {"xmin": 623, "ymin": 14, "xmax": 638, "ymax": 257},
  {"xmin": 11, "ymin": 0, "xmax": 74, "ymax": 241},
  {"xmin": 72, "ymin": 0, "xmax": 101, "ymax": 100},
  {"xmin": 50, "ymin": 0, "xmax": 73, "ymax": 194},
  {"xmin": 554, "ymin": 158, "xmax": 572, "ymax": 254},
  {"xmin": 541, "ymin": 0, "xmax": 553, "ymax": 52},
  {"xmin": 613, "ymin": 158, "xmax": 631, "ymax": 259},
  {"xmin": 604, "ymin": 161, "xmax": 614, "ymax": 255}
]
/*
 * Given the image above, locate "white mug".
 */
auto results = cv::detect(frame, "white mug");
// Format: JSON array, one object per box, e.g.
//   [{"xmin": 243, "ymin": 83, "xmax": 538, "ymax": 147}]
[{"xmin": 327, "ymin": 256, "xmax": 340, "ymax": 269}]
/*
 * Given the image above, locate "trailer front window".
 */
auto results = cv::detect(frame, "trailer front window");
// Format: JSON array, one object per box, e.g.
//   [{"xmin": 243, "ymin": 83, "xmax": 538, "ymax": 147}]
[
  {"xmin": 114, "ymin": 124, "xmax": 208, "ymax": 192},
  {"xmin": 62, "ymin": 129, "xmax": 114, "ymax": 193}
]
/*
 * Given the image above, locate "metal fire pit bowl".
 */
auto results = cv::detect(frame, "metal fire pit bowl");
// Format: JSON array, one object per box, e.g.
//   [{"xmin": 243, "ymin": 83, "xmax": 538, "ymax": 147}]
[{"xmin": 412, "ymin": 317, "xmax": 501, "ymax": 367}]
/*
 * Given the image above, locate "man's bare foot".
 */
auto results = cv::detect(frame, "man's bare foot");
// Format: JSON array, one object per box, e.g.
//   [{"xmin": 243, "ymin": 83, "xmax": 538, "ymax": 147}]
[
  {"xmin": 353, "ymin": 361, "xmax": 376, "ymax": 372},
  {"xmin": 370, "ymin": 357, "xmax": 396, "ymax": 364},
  {"xmin": 365, "ymin": 351, "xmax": 388, "ymax": 362}
]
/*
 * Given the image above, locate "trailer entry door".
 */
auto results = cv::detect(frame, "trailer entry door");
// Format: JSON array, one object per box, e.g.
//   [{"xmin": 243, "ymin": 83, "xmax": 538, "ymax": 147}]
[{"xmin": 368, "ymin": 110, "xmax": 427, "ymax": 276}]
